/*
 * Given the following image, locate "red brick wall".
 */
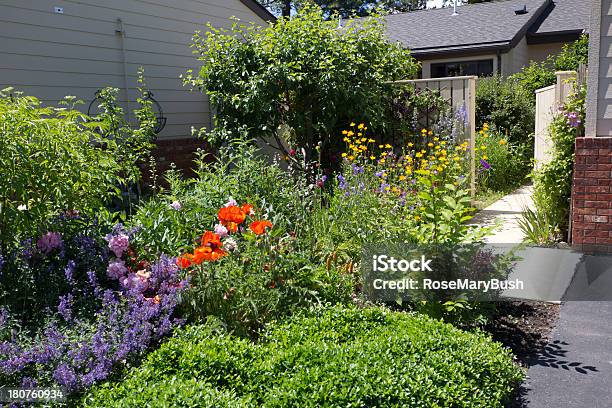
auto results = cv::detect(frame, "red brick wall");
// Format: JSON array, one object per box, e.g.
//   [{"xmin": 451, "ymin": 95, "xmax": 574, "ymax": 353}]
[
  {"xmin": 151, "ymin": 138, "xmax": 211, "ymax": 177},
  {"xmin": 571, "ymin": 137, "xmax": 612, "ymax": 251}
]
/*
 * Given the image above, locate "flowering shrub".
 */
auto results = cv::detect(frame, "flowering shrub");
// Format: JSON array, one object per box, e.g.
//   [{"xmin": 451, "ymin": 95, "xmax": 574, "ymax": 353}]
[
  {"xmin": 0, "ymin": 219, "xmax": 186, "ymax": 397},
  {"xmin": 474, "ymin": 123, "xmax": 530, "ymax": 193},
  {"xmin": 330, "ymin": 122, "xmax": 482, "ymax": 245},
  {"xmin": 174, "ymin": 198, "xmax": 339, "ymax": 336}
]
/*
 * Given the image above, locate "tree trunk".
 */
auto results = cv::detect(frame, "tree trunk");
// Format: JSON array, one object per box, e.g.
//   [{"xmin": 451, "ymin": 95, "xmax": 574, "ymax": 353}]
[{"xmin": 282, "ymin": 0, "xmax": 291, "ymax": 17}]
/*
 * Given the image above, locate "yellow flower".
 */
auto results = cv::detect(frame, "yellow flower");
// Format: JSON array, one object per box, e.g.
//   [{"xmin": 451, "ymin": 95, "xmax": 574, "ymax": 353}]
[
  {"xmin": 342, "ymin": 130, "xmax": 348, "ymax": 135},
  {"xmin": 407, "ymin": 142, "xmax": 414, "ymax": 147},
  {"xmin": 428, "ymin": 130, "xmax": 433, "ymax": 136},
  {"xmin": 341, "ymin": 152, "xmax": 347, "ymax": 158},
  {"xmin": 414, "ymin": 215, "xmax": 421, "ymax": 221},
  {"xmin": 482, "ymin": 155, "xmax": 488, "ymax": 160},
  {"xmin": 421, "ymin": 128, "xmax": 427, "ymax": 134},
  {"xmin": 427, "ymin": 143, "xmax": 434, "ymax": 147},
  {"xmin": 370, "ymin": 155, "xmax": 376, "ymax": 160},
  {"xmin": 380, "ymin": 159, "xmax": 386, "ymax": 164},
  {"xmin": 399, "ymin": 175, "xmax": 406, "ymax": 181},
  {"xmin": 385, "ymin": 144, "xmax": 392, "ymax": 149},
  {"xmin": 361, "ymin": 137, "xmax": 367, "ymax": 142},
  {"xmin": 350, "ymin": 122, "xmax": 356, "ymax": 127},
  {"xmin": 415, "ymin": 152, "xmax": 423, "ymax": 158},
  {"xmin": 379, "ymin": 145, "xmax": 384, "ymax": 149},
  {"xmin": 433, "ymin": 137, "xmax": 439, "ymax": 142},
  {"xmin": 368, "ymin": 139, "xmax": 375, "ymax": 143},
  {"xmin": 358, "ymin": 123, "xmax": 365, "ymax": 130},
  {"xmin": 499, "ymin": 139, "xmax": 507, "ymax": 145},
  {"xmin": 348, "ymin": 155, "xmax": 355, "ymax": 161}
]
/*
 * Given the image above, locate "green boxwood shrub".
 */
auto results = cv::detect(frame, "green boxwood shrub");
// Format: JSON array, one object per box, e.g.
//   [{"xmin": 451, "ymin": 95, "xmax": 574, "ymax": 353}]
[
  {"xmin": 84, "ymin": 306, "xmax": 523, "ymax": 407},
  {"xmin": 475, "ymin": 75, "xmax": 535, "ymax": 147}
]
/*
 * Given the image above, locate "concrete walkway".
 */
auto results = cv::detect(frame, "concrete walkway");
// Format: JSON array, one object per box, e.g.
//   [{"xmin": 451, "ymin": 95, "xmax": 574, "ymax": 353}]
[
  {"xmin": 471, "ymin": 186, "xmax": 612, "ymax": 406},
  {"xmin": 471, "ymin": 184, "xmax": 535, "ymax": 244}
]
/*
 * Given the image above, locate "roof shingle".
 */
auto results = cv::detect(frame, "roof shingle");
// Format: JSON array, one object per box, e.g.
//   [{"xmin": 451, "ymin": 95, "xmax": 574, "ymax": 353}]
[{"xmin": 380, "ymin": 0, "xmax": 586, "ymax": 57}]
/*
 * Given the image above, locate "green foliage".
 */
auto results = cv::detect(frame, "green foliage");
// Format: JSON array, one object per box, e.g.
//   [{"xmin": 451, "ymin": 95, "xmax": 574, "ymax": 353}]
[
  {"xmin": 475, "ymin": 129, "xmax": 530, "ymax": 193},
  {"xmin": 511, "ymin": 34, "xmax": 589, "ymax": 97},
  {"xmin": 529, "ymin": 84, "xmax": 585, "ymax": 240},
  {"xmin": 184, "ymin": 5, "xmax": 418, "ymax": 161},
  {"xmin": 84, "ymin": 305, "xmax": 524, "ymax": 407},
  {"xmin": 260, "ymin": 0, "xmax": 426, "ymax": 18},
  {"xmin": 517, "ymin": 206, "xmax": 561, "ymax": 245},
  {"xmin": 476, "ymin": 75, "xmax": 535, "ymax": 146},
  {"xmin": 0, "ymin": 85, "xmax": 154, "ymax": 251},
  {"xmin": 128, "ymin": 132, "xmax": 352, "ymax": 335},
  {"xmin": 554, "ymin": 34, "xmax": 589, "ymax": 72}
]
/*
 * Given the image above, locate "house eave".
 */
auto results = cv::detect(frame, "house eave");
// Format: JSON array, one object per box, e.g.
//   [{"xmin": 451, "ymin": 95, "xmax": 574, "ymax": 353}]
[
  {"xmin": 240, "ymin": 0, "xmax": 276, "ymax": 23},
  {"xmin": 526, "ymin": 30, "xmax": 584, "ymax": 45},
  {"xmin": 411, "ymin": 42, "xmax": 511, "ymax": 60}
]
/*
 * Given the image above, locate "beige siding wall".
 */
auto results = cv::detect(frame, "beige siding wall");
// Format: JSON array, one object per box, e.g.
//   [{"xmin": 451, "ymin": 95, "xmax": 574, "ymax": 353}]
[
  {"xmin": 501, "ymin": 37, "xmax": 529, "ymax": 75},
  {"xmin": 527, "ymin": 42, "xmax": 566, "ymax": 64},
  {"xmin": 0, "ymin": 0, "xmax": 269, "ymax": 139}
]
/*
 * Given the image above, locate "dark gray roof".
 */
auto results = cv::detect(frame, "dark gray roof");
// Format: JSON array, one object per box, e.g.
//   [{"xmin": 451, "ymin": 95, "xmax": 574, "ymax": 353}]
[
  {"xmin": 529, "ymin": 0, "xmax": 589, "ymax": 35},
  {"xmin": 381, "ymin": 0, "xmax": 586, "ymax": 57}
]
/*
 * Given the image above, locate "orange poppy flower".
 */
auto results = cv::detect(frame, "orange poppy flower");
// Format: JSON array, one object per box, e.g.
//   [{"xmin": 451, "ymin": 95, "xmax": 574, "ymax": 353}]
[
  {"xmin": 191, "ymin": 231, "xmax": 227, "ymax": 263},
  {"xmin": 250, "ymin": 220, "xmax": 273, "ymax": 235},
  {"xmin": 218, "ymin": 205, "xmax": 247, "ymax": 231},
  {"xmin": 176, "ymin": 254, "xmax": 193, "ymax": 268},
  {"xmin": 201, "ymin": 231, "xmax": 222, "ymax": 248},
  {"xmin": 241, "ymin": 203, "xmax": 254, "ymax": 216}
]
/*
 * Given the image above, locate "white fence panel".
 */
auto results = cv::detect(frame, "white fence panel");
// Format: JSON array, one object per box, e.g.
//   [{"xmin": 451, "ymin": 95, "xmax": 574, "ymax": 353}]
[
  {"xmin": 534, "ymin": 85, "xmax": 556, "ymax": 170},
  {"xmin": 534, "ymin": 71, "xmax": 578, "ymax": 170}
]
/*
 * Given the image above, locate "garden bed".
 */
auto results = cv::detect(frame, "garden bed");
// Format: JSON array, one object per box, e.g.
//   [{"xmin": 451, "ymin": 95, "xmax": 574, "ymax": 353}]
[{"xmin": 487, "ymin": 300, "xmax": 560, "ymax": 368}]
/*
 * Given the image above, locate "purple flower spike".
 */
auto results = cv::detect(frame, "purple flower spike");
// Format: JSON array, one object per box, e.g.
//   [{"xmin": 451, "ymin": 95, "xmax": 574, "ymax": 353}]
[
  {"xmin": 480, "ymin": 159, "xmax": 491, "ymax": 170},
  {"xmin": 37, "ymin": 232, "xmax": 63, "ymax": 255}
]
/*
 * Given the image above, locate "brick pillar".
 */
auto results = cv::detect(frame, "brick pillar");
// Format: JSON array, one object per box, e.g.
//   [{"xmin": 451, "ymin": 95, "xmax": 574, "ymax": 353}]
[{"xmin": 571, "ymin": 137, "xmax": 612, "ymax": 252}]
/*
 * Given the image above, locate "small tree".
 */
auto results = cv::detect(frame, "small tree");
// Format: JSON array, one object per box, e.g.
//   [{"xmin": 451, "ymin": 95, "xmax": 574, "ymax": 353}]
[{"xmin": 184, "ymin": 5, "xmax": 417, "ymax": 163}]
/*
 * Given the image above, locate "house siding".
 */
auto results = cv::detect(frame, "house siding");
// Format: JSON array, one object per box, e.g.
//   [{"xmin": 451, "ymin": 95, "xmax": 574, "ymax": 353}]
[
  {"xmin": 588, "ymin": 0, "xmax": 612, "ymax": 136},
  {"xmin": 527, "ymin": 42, "xmax": 565, "ymax": 64},
  {"xmin": 0, "ymin": 0, "xmax": 269, "ymax": 140},
  {"xmin": 501, "ymin": 37, "xmax": 530, "ymax": 75}
]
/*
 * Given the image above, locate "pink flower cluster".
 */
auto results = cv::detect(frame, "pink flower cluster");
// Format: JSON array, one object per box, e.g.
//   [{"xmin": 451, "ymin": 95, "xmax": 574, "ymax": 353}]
[
  {"xmin": 108, "ymin": 234, "xmax": 129, "ymax": 258},
  {"xmin": 37, "ymin": 232, "xmax": 63, "ymax": 255},
  {"xmin": 107, "ymin": 259, "xmax": 128, "ymax": 280}
]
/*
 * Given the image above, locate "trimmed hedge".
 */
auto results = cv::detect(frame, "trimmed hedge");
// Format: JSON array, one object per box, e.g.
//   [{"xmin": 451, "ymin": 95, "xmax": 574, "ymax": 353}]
[{"xmin": 84, "ymin": 306, "xmax": 523, "ymax": 407}]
